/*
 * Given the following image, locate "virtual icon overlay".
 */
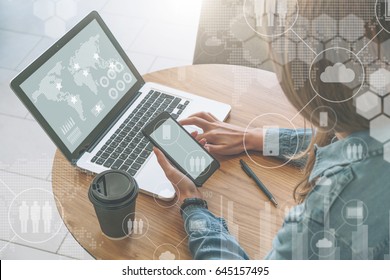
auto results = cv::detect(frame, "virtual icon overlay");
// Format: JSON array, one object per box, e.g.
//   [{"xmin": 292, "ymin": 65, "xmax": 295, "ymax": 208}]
[
  {"xmin": 244, "ymin": 0, "xmax": 299, "ymax": 37},
  {"xmin": 8, "ymin": 188, "xmax": 64, "ymax": 244}
]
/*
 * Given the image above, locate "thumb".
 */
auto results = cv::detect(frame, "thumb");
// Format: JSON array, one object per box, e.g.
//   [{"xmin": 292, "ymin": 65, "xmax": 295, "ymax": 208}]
[{"xmin": 153, "ymin": 147, "xmax": 178, "ymax": 182}]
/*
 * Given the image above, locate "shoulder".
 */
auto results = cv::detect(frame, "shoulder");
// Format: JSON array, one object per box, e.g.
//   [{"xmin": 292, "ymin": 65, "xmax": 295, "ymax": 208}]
[{"xmin": 302, "ymin": 158, "xmax": 390, "ymax": 259}]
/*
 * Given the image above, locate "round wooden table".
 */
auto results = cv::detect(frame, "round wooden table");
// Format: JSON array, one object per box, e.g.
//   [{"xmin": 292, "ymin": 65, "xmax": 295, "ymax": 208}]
[{"xmin": 52, "ymin": 64, "xmax": 305, "ymax": 259}]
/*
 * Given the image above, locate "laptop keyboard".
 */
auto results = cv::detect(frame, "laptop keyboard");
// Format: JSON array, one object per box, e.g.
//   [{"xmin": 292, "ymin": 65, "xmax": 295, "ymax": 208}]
[{"xmin": 91, "ymin": 90, "xmax": 189, "ymax": 176}]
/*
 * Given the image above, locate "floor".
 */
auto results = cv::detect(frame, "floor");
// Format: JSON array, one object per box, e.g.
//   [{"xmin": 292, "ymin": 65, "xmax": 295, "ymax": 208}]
[{"xmin": 0, "ymin": 0, "xmax": 202, "ymax": 259}]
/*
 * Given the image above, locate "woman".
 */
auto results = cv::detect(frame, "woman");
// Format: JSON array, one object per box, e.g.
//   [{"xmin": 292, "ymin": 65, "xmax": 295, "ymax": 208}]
[{"xmin": 154, "ymin": 0, "xmax": 390, "ymax": 259}]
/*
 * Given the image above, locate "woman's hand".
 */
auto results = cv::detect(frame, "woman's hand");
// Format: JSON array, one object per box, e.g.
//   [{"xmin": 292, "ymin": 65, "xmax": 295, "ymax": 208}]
[
  {"xmin": 154, "ymin": 147, "xmax": 202, "ymax": 204},
  {"xmin": 180, "ymin": 112, "xmax": 263, "ymax": 156}
]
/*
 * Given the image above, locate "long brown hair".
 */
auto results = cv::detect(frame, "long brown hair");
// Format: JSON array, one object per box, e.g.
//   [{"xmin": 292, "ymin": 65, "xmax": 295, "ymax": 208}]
[{"xmin": 270, "ymin": 0, "xmax": 384, "ymax": 202}]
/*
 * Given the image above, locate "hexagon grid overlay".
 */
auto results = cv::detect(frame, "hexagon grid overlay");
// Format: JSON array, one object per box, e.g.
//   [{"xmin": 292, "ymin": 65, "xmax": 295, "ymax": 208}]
[
  {"xmin": 339, "ymin": 14, "xmax": 365, "ymax": 43},
  {"xmin": 356, "ymin": 90, "xmax": 382, "ymax": 120},
  {"xmin": 369, "ymin": 68, "xmax": 390, "ymax": 96},
  {"xmin": 33, "ymin": 0, "xmax": 78, "ymax": 38},
  {"xmin": 312, "ymin": 14, "xmax": 338, "ymax": 42},
  {"xmin": 370, "ymin": 115, "xmax": 390, "ymax": 143}
]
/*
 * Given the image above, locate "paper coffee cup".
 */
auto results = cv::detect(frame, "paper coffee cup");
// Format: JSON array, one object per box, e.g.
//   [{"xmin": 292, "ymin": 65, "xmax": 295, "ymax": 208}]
[{"xmin": 88, "ymin": 170, "xmax": 139, "ymax": 239}]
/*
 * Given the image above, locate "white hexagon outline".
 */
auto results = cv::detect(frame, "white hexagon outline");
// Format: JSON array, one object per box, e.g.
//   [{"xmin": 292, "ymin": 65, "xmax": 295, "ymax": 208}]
[
  {"xmin": 370, "ymin": 115, "xmax": 390, "ymax": 143},
  {"xmin": 339, "ymin": 14, "xmax": 365, "ymax": 42},
  {"xmin": 369, "ymin": 68, "xmax": 390, "ymax": 96},
  {"xmin": 356, "ymin": 90, "xmax": 382, "ymax": 120}
]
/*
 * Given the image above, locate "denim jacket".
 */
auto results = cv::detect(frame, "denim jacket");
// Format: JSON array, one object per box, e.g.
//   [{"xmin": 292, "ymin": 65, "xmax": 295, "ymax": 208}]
[{"xmin": 182, "ymin": 129, "xmax": 390, "ymax": 259}]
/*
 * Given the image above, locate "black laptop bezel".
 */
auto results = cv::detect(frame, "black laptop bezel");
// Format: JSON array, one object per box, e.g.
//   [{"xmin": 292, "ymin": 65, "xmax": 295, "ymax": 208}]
[{"xmin": 10, "ymin": 11, "xmax": 145, "ymax": 163}]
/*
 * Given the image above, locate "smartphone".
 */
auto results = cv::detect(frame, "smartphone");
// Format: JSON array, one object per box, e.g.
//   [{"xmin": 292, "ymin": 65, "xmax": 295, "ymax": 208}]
[{"xmin": 142, "ymin": 111, "xmax": 220, "ymax": 186}]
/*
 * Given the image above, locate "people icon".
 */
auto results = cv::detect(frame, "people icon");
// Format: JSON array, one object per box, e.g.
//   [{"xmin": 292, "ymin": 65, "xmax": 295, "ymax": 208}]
[
  {"xmin": 127, "ymin": 218, "xmax": 145, "ymax": 235},
  {"xmin": 189, "ymin": 156, "xmax": 207, "ymax": 173},
  {"xmin": 42, "ymin": 201, "xmax": 52, "ymax": 234},
  {"xmin": 255, "ymin": 0, "xmax": 290, "ymax": 27},
  {"xmin": 16, "ymin": 201, "xmax": 55, "ymax": 234},
  {"xmin": 19, "ymin": 201, "xmax": 29, "ymax": 233},
  {"xmin": 346, "ymin": 143, "xmax": 364, "ymax": 161},
  {"xmin": 30, "ymin": 201, "xmax": 41, "ymax": 234}
]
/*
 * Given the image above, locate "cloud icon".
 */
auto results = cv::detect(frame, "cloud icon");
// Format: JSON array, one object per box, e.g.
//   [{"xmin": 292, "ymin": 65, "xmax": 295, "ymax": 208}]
[
  {"xmin": 320, "ymin": 63, "xmax": 355, "ymax": 83},
  {"xmin": 316, "ymin": 238, "xmax": 333, "ymax": 248},
  {"xmin": 159, "ymin": 250, "xmax": 176, "ymax": 260},
  {"xmin": 205, "ymin": 36, "xmax": 222, "ymax": 47}
]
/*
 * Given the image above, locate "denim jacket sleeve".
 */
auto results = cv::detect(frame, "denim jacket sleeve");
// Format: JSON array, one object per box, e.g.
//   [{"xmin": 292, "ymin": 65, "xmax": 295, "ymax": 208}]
[
  {"xmin": 182, "ymin": 205, "xmax": 249, "ymax": 260},
  {"xmin": 264, "ymin": 128, "xmax": 313, "ymax": 167},
  {"xmin": 183, "ymin": 129, "xmax": 312, "ymax": 260}
]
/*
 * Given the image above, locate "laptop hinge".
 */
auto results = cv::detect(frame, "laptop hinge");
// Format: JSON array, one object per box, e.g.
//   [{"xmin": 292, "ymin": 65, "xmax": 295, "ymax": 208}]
[{"xmin": 86, "ymin": 91, "xmax": 142, "ymax": 153}]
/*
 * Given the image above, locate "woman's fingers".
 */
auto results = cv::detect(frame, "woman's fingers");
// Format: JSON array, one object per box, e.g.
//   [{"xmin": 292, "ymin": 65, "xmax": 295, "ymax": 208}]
[
  {"xmin": 153, "ymin": 148, "xmax": 179, "ymax": 184},
  {"xmin": 179, "ymin": 116, "xmax": 212, "ymax": 130},
  {"xmin": 199, "ymin": 138, "xmax": 207, "ymax": 147},
  {"xmin": 187, "ymin": 111, "xmax": 217, "ymax": 122},
  {"xmin": 204, "ymin": 143, "xmax": 224, "ymax": 155},
  {"xmin": 190, "ymin": 131, "xmax": 198, "ymax": 138}
]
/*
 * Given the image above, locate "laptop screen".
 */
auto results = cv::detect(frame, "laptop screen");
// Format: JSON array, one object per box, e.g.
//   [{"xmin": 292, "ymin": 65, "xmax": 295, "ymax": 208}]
[{"xmin": 20, "ymin": 19, "xmax": 137, "ymax": 152}]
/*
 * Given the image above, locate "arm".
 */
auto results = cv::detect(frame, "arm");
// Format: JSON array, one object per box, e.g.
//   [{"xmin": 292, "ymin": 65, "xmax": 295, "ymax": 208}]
[
  {"xmin": 154, "ymin": 148, "xmax": 249, "ymax": 260},
  {"xmin": 180, "ymin": 112, "xmax": 313, "ymax": 161},
  {"xmin": 182, "ymin": 205, "xmax": 249, "ymax": 260}
]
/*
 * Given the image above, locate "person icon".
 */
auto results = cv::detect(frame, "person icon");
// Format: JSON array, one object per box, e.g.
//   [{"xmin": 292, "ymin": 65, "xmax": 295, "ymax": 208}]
[
  {"xmin": 138, "ymin": 219, "xmax": 144, "ymax": 234},
  {"xmin": 254, "ymin": 0, "xmax": 266, "ymax": 27},
  {"xmin": 133, "ymin": 219, "xmax": 138, "ymax": 235},
  {"xmin": 346, "ymin": 143, "xmax": 352, "ymax": 160},
  {"xmin": 190, "ymin": 156, "xmax": 195, "ymax": 172},
  {"xmin": 19, "ymin": 201, "xmax": 29, "ymax": 233},
  {"xmin": 30, "ymin": 201, "xmax": 41, "ymax": 234},
  {"xmin": 42, "ymin": 201, "xmax": 52, "ymax": 234},
  {"xmin": 127, "ymin": 219, "xmax": 133, "ymax": 234},
  {"xmin": 277, "ymin": 0, "xmax": 288, "ymax": 27},
  {"xmin": 195, "ymin": 156, "xmax": 200, "ymax": 172},
  {"xmin": 352, "ymin": 144, "xmax": 358, "ymax": 160},
  {"xmin": 200, "ymin": 156, "xmax": 206, "ymax": 171},
  {"xmin": 358, "ymin": 144, "xmax": 363, "ymax": 160},
  {"xmin": 266, "ymin": 0, "xmax": 277, "ymax": 27}
]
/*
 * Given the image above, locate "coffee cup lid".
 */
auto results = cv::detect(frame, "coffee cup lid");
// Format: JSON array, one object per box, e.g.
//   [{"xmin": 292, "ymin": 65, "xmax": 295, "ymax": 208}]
[{"xmin": 90, "ymin": 170, "xmax": 137, "ymax": 205}]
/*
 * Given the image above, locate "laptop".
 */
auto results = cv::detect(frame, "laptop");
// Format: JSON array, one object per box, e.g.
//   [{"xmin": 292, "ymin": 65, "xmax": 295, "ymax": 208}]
[{"xmin": 10, "ymin": 11, "xmax": 231, "ymax": 201}]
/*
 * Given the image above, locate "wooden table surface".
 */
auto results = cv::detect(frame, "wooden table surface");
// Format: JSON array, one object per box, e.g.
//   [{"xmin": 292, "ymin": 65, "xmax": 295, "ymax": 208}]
[{"xmin": 52, "ymin": 64, "xmax": 305, "ymax": 259}]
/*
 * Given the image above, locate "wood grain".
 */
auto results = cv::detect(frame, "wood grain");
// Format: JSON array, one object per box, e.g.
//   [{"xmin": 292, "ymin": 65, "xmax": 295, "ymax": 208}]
[{"xmin": 52, "ymin": 64, "xmax": 305, "ymax": 259}]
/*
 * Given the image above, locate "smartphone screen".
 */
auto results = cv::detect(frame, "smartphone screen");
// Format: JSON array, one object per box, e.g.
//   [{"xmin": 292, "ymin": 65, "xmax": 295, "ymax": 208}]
[{"xmin": 143, "ymin": 112, "xmax": 219, "ymax": 186}]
